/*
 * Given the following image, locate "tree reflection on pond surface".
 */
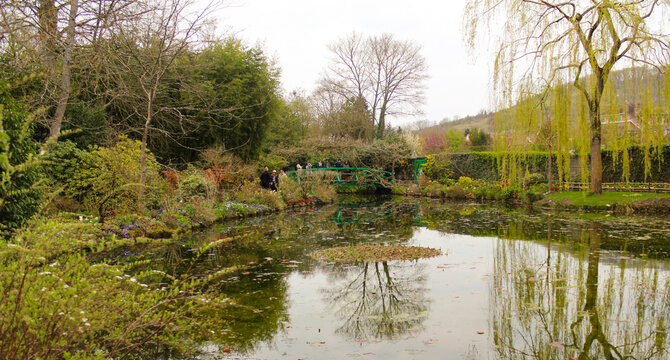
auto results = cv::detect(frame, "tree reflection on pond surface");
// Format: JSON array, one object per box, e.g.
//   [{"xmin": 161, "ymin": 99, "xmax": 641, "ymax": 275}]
[
  {"xmin": 491, "ymin": 220, "xmax": 670, "ymax": 359},
  {"xmin": 125, "ymin": 198, "xmax": 670, "ymax": 359},
  {"xmin": 321, "ymin": 260, "xmax": 429, "ymax": 340}
]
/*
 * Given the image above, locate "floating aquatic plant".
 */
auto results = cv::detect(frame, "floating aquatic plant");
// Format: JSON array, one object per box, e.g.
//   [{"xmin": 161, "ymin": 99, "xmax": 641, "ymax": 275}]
[{"xmin": 310, "ymin": 245, "xmax": 441, "ymax": 263}]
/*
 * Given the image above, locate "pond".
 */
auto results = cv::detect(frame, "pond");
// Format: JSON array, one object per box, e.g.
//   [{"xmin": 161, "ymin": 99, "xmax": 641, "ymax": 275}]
[{"xmin": 138, "ymin": 197, "xmax": 670, "ymax": 359}]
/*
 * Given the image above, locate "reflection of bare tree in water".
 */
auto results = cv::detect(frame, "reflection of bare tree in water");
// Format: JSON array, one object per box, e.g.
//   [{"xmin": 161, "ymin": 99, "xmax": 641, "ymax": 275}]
[
  {"xmin": 491, "ymin": 221, "xmax": 670, "ymax": 359},
  {"xmin": 322, "ymin": 261, "xmax": 430, "ymax": 340}
]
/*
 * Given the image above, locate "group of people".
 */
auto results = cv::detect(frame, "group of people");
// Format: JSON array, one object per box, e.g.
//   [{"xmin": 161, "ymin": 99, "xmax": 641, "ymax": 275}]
[
  {"xmin": 259, "ymin": 159, "xmax": 353, "ymax": 190},
  {"xmin": 259, "ymin": 167, "xmax": 286, "ymax": 191},
  {"xmin": 295, "ymin": 159, "xmax": 350, "ymax": 171}
]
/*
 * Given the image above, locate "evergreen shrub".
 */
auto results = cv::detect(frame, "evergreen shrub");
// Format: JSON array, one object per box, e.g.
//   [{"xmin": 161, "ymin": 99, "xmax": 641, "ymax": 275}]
[{"xmin": 0, "ymin": 83, "xmax": 42, "ymax": 234}]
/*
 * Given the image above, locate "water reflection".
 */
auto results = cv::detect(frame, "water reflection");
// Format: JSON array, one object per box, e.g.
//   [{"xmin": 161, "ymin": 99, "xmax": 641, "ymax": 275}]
[
  {"xmin": 321, "ymin": 261, "xmax": 429, "ymax": 340},
  {"xmin": 491, "ymin": 220, "xmax": 670, "ymax": 359},
  {"xmin": 112, "ymin": 198, "xmax": 670, "ymax": 358},
  {"xmin": 331, "ymin": 201, "xmax": 395, "ymax": 226}
]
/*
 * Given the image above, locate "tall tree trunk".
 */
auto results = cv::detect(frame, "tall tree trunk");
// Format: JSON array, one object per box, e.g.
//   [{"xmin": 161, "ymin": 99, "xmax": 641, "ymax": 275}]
[
  {"xmin": 49, "ymin": 0, "xmax": 78, "ymax": 138},
  {"xmin": 547, "ymin": 145, "xmax": 553, "ymax": 192},
  {"xmin": 139, "ymin": 99, "xmax": 152, "ymax": 213},
  {"xmin": 377, "ymin": 103, "xmax": 387, "ymax": 139},
  {"xmin": 590, "ymin": 77, "xmax": 605, "ymax": 195},
  {"xmin": 38, "ymin": 0, "xmax": 58, "ymax": 73},
  {"xmin": 589, "ymin": 126, "xmax": 603, "ymax": 194}
]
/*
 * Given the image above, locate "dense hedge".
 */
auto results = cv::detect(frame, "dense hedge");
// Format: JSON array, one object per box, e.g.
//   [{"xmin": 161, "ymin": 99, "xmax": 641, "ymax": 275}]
[
  {"xmin": 602, "ymin": 145, "xmax": 670, "ymax": 183},
  {"xmin": 428, "ymin": 146, "xmax": 670, "ymax": 183},
  {"xmin": 448, "ymin": 152, "xmax": 559, "ymax": 181}
]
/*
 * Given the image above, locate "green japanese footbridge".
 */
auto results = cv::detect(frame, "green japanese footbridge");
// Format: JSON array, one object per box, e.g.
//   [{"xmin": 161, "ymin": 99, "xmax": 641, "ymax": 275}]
[{"xmin": 284, "ymin": 167, "xmax": 395, "ymax": 188}]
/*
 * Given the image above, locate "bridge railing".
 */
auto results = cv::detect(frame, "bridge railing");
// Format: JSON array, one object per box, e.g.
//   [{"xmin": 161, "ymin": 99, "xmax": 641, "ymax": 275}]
[{"xmin": 284, "ymin": 167, "xmax": 394, "ymax": 186}]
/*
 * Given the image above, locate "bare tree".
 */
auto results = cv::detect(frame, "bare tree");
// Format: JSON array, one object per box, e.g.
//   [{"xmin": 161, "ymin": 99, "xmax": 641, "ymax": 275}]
[
  {"xmin": 102, "ymin": 0, "xmax": 217, "ymax": 209},
  {"xmin": 322, "ymin": 32, "xmax": 428, "ymax": 138},
  {"xmin": 465, "ymin": 0, "xmax": 670, "ymax": 194},
  {"xmin": 0, "ymin": 0, "xmax": 141, "ymax": 137}
]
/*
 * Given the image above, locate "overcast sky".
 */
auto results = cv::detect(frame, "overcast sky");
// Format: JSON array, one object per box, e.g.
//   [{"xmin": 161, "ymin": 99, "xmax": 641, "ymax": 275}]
[{"xmin": 214, "ymin": 0, "xmax": 492, "ymax": 127}]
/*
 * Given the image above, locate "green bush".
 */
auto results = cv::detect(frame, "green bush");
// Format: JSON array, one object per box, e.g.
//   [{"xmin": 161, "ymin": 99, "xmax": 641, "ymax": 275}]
[
  {"xmin": 234, "ymin": 181, "xmax": 285, "ymax": 210},
  {"xmin": 258, "ymin": 153, "xmax": 289, "ymax": 172},
  {"xmin": 423, "ymin": 182, "xmax": 445, "ymax": 197},
  {"xmin": 524, "ymin": 172, "xmax": 546, "ymax": 182},
  {"xmin": 271, "ymin": 136, "xmax": 415, "ymax": 175},
  {"xmin": 0, "ymin": 83, "xmax": 43, "ymax": 234},
  {"xmin": 445, "ymin": 185, "xmax": 466, "ymax": 199},
  {"xmin": 67, "ymin": 137, "xmax": 167, "ymax": 220},
  {"xmin": 43, "ymin": 140, "xmax": 87, "ymax": 186},
  {"xmin": 521, "ymin": 187, "xmax": 545, "ymax": 203},
  {"xmin": 0, "ymin": 219, "xmax": 225, "ymax": 359},
  {"xmin": 422, "ymin": 153, "xmax": 453, "ymax": 181},
  {"xmin": 177, "ymin": 167, "xmax": 217, "ymax": 200},
  {"xmin": 61, "ymin": 101, "xmax": 111, "ymax": 149},
  {"xmin": 284, "ymin": 171, "xmax": 337, "ymax": 201},
  {"xmin": 496, "ymin": 184, "xmax": 520, "ymax": 201},
  {"xmin": 602, "ymin": 145, "xmax": 670, "ymax": 183}
]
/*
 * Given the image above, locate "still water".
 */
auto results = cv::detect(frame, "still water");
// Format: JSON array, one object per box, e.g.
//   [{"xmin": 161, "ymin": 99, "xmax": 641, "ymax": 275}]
[{"xmin": 150, "ymin": 198, "xmax": 670, "ymax": 359}]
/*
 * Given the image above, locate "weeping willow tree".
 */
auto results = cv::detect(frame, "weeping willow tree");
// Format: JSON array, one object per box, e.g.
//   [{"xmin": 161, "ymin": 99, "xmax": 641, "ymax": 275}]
[{"xmin": 465, "ymin": 0, "xmax": 670, "ymax": 193}]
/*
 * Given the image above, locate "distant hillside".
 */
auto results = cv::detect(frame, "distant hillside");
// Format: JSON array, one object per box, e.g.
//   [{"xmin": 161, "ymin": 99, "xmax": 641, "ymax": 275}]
[
  {"xmin": 416, "ymin": 112, "xmax": 493, "ymax": 137},
  {"xmin": 416, "ymin": 67, "xmax": 666, "ymax": 139}
]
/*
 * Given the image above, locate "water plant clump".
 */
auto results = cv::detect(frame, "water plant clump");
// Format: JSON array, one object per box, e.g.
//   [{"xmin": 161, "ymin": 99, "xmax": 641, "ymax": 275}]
[{"xmin": 310, "ymin": 245, "xmax": 442, "ymax": 263}]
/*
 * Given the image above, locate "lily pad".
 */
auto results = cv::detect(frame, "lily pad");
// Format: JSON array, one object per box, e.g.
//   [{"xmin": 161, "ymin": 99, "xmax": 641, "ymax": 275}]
[{"xmin": 310, "ymin": 245, "xmax": 442, "ymax": 262}]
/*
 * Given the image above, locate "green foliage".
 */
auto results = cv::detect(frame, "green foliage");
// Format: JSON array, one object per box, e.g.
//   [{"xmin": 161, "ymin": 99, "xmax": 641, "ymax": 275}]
[
  {"xmin": 545, "ymin": 191, "xmax": 670, "ymax": 207},
  {"xmin": 468, "ymin": 128, "xmax": 491, "ymax": 150},
  {"xmin": 43, "ymin": 140, "xmax": 87, "ymax": 188},
  {"xmin": 264, "ymin": 93, "xmax": 311, "ymax": 148},
  {"xmin": 68, "ymin": 137, "xmax": 166, "ymax": 219},
  {"xmin": 602, "ymin": 145, "xmax": 670, "ymax": 183},
  {"xmin": 445, "ymin": 130, "xmax": 464, "ymax": 153},
  {"xmin": 177, "ymin": 166, "xmax": 217, "ymax": 200},
  {"xmin": 272, "ymin": 135, "xmax": 414, "ymax": 175},
  {"xmin": 322, "ymin": 96, "xmax": 375, "ymax": 140},
  {"xmin": 0, "ymin": 219, "xmax": 226, "ymax": 359},
  {"xmin": 179, "ymin": 39, "xmax": 281, "ymax": 161},
  {"xmin": 520, "ymin": 184, "xmax": 546, "ymax": 203},
  {"xmin": 159, "ymin": 197, "xmax": 218, "ymax": 226},
  {"xmin": 258, "ymin": 153, "xmax": 289, "ymax": 172},
  {"xmin": 233, "ymin": 181, "xmax": 285, "ymax": 210},
  {"xmin": 422, "ymin": 153, "xmax": 453, "ymax": 180},
  {"xmin": 0, "ymin": 83, "xmax": 43, "ymax": 234},
  {"xmin": 279, "ymin": 172, "xmax": 337, "ymax": 203},
  {"xmin": 61, "ymin": 101, "xmax": 111, "ymax": 149},
  {"xmin": 524, "ymin": 172, "xmax": 546, "ymax": 182}
]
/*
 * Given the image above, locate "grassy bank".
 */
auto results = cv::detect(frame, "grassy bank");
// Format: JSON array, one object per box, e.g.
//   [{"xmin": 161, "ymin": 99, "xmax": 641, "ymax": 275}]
[
  {"xmin": 544, "ymin": 191, "xmax": 670, "ymax": 206},
  {"xmin": 540, "ymin": 191, "xmax": 670, "ymax": 213},
  {"xmin": 390, "ymin": 176, "xmax": 670, "ymax": 213}
]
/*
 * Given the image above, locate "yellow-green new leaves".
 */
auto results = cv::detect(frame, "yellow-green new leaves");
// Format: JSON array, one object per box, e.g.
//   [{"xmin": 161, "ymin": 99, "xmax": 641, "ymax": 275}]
[{"xmin": 465, "ymin": 0, "xmax": 670, "ymax": 192}]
